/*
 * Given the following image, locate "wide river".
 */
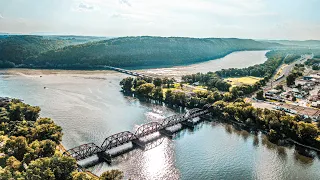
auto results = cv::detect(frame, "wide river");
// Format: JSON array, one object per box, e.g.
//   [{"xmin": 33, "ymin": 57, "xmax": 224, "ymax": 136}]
[{"xmin": 0, "ymin": 51, "xmax": 319, "ymax": 180}]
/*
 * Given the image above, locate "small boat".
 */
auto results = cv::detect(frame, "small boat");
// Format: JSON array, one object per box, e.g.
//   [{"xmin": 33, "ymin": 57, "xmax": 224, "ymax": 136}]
[{"xmin": 44, "ymin": 87, "xmax": 46, "ymax": 89}]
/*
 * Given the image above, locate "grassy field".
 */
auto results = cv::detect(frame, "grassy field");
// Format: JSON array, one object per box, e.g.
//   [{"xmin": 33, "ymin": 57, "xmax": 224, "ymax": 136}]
[{"xmin": 225, "ymin": 76, "xmax": 262, "ymax": 86}]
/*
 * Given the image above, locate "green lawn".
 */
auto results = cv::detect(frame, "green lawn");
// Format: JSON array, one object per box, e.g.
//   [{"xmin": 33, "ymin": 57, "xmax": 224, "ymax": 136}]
[{"xmin": 225, "ymin": 76, "xmax": 262, "ymax": 86}]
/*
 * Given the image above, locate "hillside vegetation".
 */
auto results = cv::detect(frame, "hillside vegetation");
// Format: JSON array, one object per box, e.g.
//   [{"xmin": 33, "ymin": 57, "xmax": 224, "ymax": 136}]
[
  {"xmin": 0, "ymin": 35, "xmax": 108, "ymax": 68},
  {"xmin": 0, "ymin": 36, "xmax": 281, "ymax": 69},
  {"xmin": 0, "ymin": 36, "xmax": 69, "ymax": 65}
]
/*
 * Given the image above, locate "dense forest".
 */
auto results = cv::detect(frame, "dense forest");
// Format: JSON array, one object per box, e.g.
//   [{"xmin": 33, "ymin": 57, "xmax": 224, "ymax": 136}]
[
  {"xmin": 0, "ymin": 36, "xmax": 69, "ymax": 65},
  {"xmin": 0, "ymin": 35, "xmax": 282, "ymax": 69},
  {"xmin": 0, "ymin": 99, "xmax": 123, "ymax": 179},
  {"xmin": 0, "ymin": 35, "xmax": 108, "ymax": 68}
]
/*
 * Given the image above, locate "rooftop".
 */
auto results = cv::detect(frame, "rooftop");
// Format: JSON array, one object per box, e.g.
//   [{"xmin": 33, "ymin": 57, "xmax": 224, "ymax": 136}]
[{"xmin": 278, "ymin": 103, "xmax": 320, "ymax": 117}]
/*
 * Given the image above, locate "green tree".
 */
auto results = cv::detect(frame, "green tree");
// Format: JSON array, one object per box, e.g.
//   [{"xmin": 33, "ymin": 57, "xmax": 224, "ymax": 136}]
[
  {"xmin": 223, "ymin": 92, "xmax": 233, "ymax": 102},
  {"xmin": 165, "ymin": 89, "xmax": 174, "ymax": 103},
  {"xmin": 274, "ymin": 84, "xmax": 284, "ymax": 91},
  {"xmin": 286, "ymin": 74, "xmax": 296, "ymax": 86},
  {"xmin": 31, "ymin": 118, "xmax": 62, "ymax": 143},
  {"xmin": 24, "ymin": 140, "xmax": 56, "ymax": 164},
  {"xmin": 3, "ymin": 136, "xmax": 29, "ymax": 161},
  {"xmin": 152, "ymin": 87, "xmax": 163, "ymax": 100},
  {"xmin": 119, "ymin": 77, "xmax": 134, "ymax": 92},
  {"xmin": 72, "ymin": 172, "xmax": 93, "ymax": 180},
  {"xmin": 297, "ymin": 122, "xmax": 318, "ymax": 140},
  {"xmin": 6, "ymin": 156, "xmax": 22, "ymax": 171},
  {"xmin": 22, "ymin": 105, "xmax": 41, "ymax": 121},
  {"xmin": 99, "ymin": 169, "xmax": 124, "ymax": 180},
  {"xmin": 136, "ymin": 79, "xmax": 147, "ymax": 87},
  {"xmin": 25, "ymin": 155, "xmax": 77, "ymax": 180},
  {"xmin": 135, "ymin": 83, "xmax": 155, "ymax": 97},
  {"xmin": 153, "ymin": 78, "xmax": 163, "ymax": 87},
  {"xmin": 256, "ymin": 90, "xmax": 264, "ymax": 100}
]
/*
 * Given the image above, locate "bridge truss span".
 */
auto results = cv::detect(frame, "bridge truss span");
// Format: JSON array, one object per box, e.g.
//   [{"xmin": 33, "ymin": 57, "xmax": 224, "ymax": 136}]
[
  {"xmin": 101, "ymin": 131, "xmax": 137, "ymax": 151},
  {"xmin": 65, "ymin": 143, "xmax": 102, "ymax": 161},
  {"xmin": 161, "ymin": 114, "xmax": 184, "ymax": 128},
  {"xmin": 135, "ymin": 121, "xmax": 162, "ymax": 137},
  {"xmin": 65, "ymin": 105, "xmax": 213, "ymax": 162}
]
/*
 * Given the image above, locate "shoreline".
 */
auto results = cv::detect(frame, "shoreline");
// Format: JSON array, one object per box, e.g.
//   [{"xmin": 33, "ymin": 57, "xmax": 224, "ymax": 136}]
[{"xmin": 0, "ymin": 50, "xmax": 269, "ymax": 73}]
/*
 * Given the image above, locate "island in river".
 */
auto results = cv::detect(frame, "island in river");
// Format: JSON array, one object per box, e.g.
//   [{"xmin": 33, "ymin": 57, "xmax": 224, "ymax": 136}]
[{"xmin": 1, "ymin": 50, "xmax": 320, "ymax": 180}]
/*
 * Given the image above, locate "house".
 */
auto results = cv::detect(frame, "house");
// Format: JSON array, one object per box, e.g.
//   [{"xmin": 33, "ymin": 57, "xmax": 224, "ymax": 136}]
[
  {"xmin": 295, "ymin": 80, "xmax": 307, "ymax": 86},
  {"xmin": 304, "ymin": 76, "xmax": 313, "ymax": 80},
  {"xmin": 311, "ymin": 101, "xmax": 320, "ymax": 108},
  {"xmin": 309, "ymin": 95, "xmax": 320, "ymax": 102},
  {"xmin": 277, "ymin": 103, "xmax": 320, "ymax": 121},
  {"xmin": 192, "ymin": 82, "xmax": 200, "ymax": 86},
  {"xmin": 291, "ymin": 88, "xmax": 308, "ymax": 98},
  {"xmin": 266, "ymin": 89, "xmax": 281, "ymax": 95}
]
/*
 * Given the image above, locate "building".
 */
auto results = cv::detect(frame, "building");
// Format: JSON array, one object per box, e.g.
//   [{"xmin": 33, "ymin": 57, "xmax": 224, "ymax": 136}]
[
  {"xmin": 266, "ymin": 89, "xmax": 281, "ymax": 95},
  {"xmin": 311, "ymin": 101, "xmax": 320, "ymax": 108},
  {"xmin": 276, "ymin": 103, "xmax": 320, "ymax": 121}
]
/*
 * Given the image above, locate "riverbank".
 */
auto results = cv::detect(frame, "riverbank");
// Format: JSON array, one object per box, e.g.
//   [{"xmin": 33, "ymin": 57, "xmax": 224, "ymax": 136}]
[{"xmin": 0, "ymin": 50, "xmax": 269, "ymax": 80}]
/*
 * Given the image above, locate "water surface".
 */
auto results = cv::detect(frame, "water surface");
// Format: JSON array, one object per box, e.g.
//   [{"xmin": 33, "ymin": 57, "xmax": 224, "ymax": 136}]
[{"xmin": 1, "ymin": 51, "xmax": 319, "ymax": 180}]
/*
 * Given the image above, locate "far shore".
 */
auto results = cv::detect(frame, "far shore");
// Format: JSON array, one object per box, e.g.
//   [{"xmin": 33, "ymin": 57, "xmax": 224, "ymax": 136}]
[{"xmin": 0, "ymin": 50, "xmax": 269, "ymax": 80}]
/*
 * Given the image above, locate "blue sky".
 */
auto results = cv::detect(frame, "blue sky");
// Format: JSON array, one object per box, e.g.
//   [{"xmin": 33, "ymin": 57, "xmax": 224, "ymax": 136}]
[{"xmin": 0, "ymin": 0, "xmax": 319, "ymax": 40}]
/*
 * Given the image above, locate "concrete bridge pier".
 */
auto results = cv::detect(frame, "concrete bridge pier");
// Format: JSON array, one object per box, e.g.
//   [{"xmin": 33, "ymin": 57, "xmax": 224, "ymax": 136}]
[
  {"xmin": 159, "ymin": 129, "xmax": 174, "ymax": 138},
  {"xmin": 97, "ymin": 152, "xmax": 112, "ymax": 163},
  {"xmin": 181, "ymin": 121, "xmax": 195, "ymax": 129},
  {"xmin": 132, "ymin": 139, "xmax": 146, "ymax": 150},
  {"xmin": 200, "ymin": 113, "xmax": 213, "ymax": 121}
]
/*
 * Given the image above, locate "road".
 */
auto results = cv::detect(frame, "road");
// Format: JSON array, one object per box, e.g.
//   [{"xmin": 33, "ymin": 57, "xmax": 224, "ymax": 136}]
[{"xmin": 265, "ymin": 54, "xmax": 313, "ymax": 90}]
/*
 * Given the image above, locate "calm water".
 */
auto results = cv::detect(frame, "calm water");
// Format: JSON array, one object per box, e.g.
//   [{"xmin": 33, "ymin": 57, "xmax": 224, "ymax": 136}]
[
  {"xmin": 138, "ymin": 50, "xmax": 269, "ymax": 79},
  {"xmin": 1, "ymin": 51, "xmax": 320, "ymax": 180}
]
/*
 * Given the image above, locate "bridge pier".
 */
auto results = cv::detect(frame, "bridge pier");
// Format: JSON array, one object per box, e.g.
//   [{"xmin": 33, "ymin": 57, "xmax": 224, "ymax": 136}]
[
  {"xmin": 181, "ymin": 121, "xmax": 195, "ymax": 128},
  {"xmin": 159, "ymin": 129, "xmax": 174, "ymax": 138},
  {"xmin": 97, "ymin": 152, "xmax": 112, "ymax": 163},
  {"xmin": 200, "ymin": 113, "xmax": 213, "ymax": 121},
  {"xmin": 132, "ymin": 139, "xmax": 146, "ymax": 149}
]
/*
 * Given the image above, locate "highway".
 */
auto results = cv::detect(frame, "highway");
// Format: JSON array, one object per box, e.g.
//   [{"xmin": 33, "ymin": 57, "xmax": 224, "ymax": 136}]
[{"xmin": 266, "ymin": 54, "xmax": 313, "ymax": 90}]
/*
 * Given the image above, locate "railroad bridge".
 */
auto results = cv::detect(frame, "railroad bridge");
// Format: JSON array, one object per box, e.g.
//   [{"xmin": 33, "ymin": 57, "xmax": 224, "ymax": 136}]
[
  {"xmin": 105, "ymin": 66, "xmax": 153, "ymax": 79},
  {"xmin": 64, "ymin": 105, "xmax": 212, "ymax": 162}
]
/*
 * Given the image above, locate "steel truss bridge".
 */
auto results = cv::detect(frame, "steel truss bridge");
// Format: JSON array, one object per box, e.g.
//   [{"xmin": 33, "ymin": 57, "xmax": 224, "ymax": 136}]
[{"xmin": 64, "ymin": 105, "xmax": 212, "ymax": 162}]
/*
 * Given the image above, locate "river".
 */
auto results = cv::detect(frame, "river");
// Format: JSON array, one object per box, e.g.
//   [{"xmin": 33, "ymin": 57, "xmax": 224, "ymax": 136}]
[
  {"xmin": 137, "ymin": 50, "xmax": 269, "ymax": 79},
  {"xmin": 0, "ymin": 50, "xmax": 319, "ymax": 180}
]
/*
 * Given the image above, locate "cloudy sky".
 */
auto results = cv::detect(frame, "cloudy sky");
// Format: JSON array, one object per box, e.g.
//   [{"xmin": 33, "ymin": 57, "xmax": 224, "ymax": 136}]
[{"xmin": 0, "ymin": 0, "xmax": 319, "ymax": 40}]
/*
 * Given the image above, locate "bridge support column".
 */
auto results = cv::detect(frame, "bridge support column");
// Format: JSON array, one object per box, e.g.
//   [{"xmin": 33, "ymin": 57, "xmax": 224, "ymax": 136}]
[
  {"xmin": 200, "ymin": 113, "xmax": 213, "ymax": 121},
  {"xmin": 132, "ymin": 139, "xmax": 146, "ymax": 150},
  {"xmin": 97, "ymin": 152, "xmax": 112, "ymax": 163},
  {"xmin": 159, "ymin": 129, "xmax": 174, "ymax": 138},
  {"xmin": 181, "ymin": 121, "xmax": 195, "ymax": 128}
]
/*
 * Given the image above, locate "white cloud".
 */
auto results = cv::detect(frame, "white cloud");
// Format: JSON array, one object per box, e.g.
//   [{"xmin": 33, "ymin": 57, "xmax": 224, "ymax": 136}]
[
  {"xmin": 72, "ymin": 2, "xmax": 97, "ymax": 12},
  {"xmin": 119, "ymin": 0, "xmax": 131, "ymax": 7},
  {"xmin": 79, "ymin": 3, "xmax": 94, "ymax": 10}
]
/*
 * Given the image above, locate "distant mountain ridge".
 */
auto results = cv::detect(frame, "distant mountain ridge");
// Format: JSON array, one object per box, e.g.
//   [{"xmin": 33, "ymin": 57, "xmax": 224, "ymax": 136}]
[
  {"xmin": 1, "ymin": 35, "xmax": 282, "ymax": 69},
  {"xmin": 262, "ymin": 40, "xmax": 320, "ymax": 47}
]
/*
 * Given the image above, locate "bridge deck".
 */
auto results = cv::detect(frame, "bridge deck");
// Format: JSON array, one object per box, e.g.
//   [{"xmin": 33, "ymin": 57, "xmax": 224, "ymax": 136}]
[{"xmin": 106, "ymin": 66, "xmax": 153, "ymax": 78}]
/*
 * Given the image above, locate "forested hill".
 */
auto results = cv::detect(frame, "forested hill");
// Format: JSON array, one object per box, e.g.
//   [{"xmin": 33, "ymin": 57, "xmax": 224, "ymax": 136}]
[
  {"xmin": 24, "ymin": 36, "xmax": 281, "ymax": 69},
  {"xmin": 1, "ymin": 36, "xmax": 282, "ymax": 69},
  {"xmin": 0, "ymin": 35, "xmax": 109, "ymax": 67},
  {"xmin": 0, "ymin": 35, "xmax": 76, "ymax": 65}
]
